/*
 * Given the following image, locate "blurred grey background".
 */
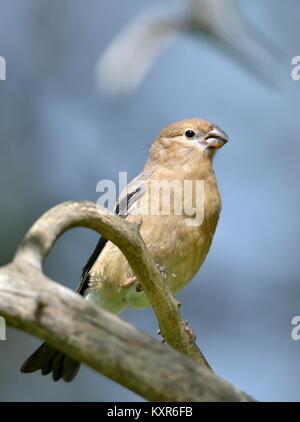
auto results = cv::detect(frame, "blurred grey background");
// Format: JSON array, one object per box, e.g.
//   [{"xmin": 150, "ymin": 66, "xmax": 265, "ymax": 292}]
[{"xmin": 0, "ymin": 0, "xmax": 299, "ymax": 402}]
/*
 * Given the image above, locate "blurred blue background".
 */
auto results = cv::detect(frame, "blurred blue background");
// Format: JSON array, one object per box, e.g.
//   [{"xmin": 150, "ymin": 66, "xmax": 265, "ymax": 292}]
[{"xmin": 0, "ymin": 0, "xmax": 299, "ymax": 402}]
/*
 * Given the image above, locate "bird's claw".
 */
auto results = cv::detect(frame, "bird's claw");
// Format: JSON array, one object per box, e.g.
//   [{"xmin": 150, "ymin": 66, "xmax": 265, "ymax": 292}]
[
  {"xmin": 135, "ymin": 283, "xmax": 143, "ymax": 292},
  {"xmin": 135, "ymin": 263, "xmax": 169, "ymax": 292},
  {"xmin": 123, "ymin": 275, "xmax": 137, "ymax": 288}
]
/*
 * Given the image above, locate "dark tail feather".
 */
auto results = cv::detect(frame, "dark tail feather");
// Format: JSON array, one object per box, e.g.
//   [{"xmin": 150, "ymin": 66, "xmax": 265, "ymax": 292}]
[{"xmin": 21, "ymin": 343, "xmax": 81, "ymax": 382}]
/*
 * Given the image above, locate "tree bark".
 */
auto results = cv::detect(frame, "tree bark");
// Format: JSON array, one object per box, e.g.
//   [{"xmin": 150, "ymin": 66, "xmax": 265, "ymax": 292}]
[{"xmin": 0, "ymin": 201, "xmax": 253, "ymax": 402}]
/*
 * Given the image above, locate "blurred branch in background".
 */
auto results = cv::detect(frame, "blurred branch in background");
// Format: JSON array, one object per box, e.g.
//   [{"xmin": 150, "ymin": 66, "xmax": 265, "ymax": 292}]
[
  {"xmin": 0, "ymin": 201, "xmax": 253, "ymax": 401},
  {"xmin": 96, "ymin": 0, "xmax": 283, "ymax": 96}
]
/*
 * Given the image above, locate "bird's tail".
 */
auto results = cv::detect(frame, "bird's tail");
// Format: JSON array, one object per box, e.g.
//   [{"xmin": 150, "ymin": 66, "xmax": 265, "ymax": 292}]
[
  {"xmin": 21, "ymin": 270, "xmax": 125, "ymax": 382},
  {"xmin": 20, "ymin": 342, "xmax": 80, "ymax": 382}
]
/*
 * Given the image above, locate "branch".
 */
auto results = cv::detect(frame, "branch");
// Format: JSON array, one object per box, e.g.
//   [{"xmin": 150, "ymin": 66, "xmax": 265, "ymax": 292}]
[
  {"xmin": 0, "ymin": 201, "xmax": 253, "ymax": 401},
  {"xmin": 14, "ymin": 201, "xmax": 210, "ymax": 368}
]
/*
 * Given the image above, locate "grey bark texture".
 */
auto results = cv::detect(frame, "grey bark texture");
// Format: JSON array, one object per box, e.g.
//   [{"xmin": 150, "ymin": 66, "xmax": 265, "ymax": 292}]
[{"xmin": 0, "ymin": 201, "xmax": 253, "ymax": 401}]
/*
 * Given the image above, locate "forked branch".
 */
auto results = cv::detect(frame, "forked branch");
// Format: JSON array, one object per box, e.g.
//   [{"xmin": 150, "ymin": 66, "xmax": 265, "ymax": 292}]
[{"xmin": 0, "ymin": 201, "xmax": 253, "ymax": 401}]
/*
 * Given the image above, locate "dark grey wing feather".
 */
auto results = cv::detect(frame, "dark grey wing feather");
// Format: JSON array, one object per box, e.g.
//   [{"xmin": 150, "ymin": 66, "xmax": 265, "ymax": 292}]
[{"xmin": 76, "ymin": 173, "xmax": 147, "ymax": 295}]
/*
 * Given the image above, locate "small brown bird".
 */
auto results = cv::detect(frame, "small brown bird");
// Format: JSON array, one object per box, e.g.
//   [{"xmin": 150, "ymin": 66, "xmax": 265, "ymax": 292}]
[{"xmin": 21, "ymin": 118, "xmax": 228, "ymax": 381}]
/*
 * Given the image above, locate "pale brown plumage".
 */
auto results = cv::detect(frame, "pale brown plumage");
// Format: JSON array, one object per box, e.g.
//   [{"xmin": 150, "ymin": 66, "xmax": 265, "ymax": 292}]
[
  {"xmin": 21, "ymin": 118, "xmax": 228, "ymax": 381},
  {"xmin": 87, "ymin": 118, "xmax": 227, "ymax": 311}
]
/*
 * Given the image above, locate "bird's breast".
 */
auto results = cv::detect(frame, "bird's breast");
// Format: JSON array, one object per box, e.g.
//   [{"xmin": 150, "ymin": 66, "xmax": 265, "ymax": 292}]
[{"xmin": 88, "ymin": 167, "xmax": 221, "ymax": 310}]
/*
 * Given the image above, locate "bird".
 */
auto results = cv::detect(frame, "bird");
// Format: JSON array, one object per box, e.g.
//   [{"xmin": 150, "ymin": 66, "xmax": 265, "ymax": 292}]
[
  {"xmin": 96, "ymin": 0, "xmax": 282, "ymax": 96},
  {"xmin": 21, "ymin": 118, "xmax": 228, "ymax": 382}
]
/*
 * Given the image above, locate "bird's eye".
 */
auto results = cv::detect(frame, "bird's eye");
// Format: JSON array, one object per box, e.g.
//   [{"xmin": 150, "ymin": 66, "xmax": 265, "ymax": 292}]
[{"xmin": 185, "ymin": 130, "xmax": 196, "ymax": 139}]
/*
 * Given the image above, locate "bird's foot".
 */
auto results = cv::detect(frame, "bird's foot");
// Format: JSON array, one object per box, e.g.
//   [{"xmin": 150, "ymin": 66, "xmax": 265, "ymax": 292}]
[
  {"xmin": 182, "ymin": 320, "xmax": 196, "ymax": 343},
  {"xmin": 123, "ymin": 275, "xmax": 137, "ymax": 288},
  {"xmin": 135, "ymin": 263, "xmax": 173, "ymax": 292}
]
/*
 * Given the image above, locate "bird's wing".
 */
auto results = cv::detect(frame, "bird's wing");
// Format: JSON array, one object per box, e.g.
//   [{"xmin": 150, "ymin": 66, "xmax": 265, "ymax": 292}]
[
  {"xmin": 76, "ymin": 173, "xmax": 148, "ymax": 295},
  {"xmin": 95, "ymin": 8, "xmax": 178, "ymax": 96}
]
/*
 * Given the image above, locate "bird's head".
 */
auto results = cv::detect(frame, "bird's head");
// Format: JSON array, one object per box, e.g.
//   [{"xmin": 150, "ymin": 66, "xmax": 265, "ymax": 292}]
[{"xmin": 147, "ymin": 118, "xmax": 228, "ymax": 168}]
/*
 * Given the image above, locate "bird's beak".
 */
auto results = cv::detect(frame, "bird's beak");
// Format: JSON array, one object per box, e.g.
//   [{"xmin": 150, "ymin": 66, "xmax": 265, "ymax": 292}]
[{"xmin": 204, "ymin": 128, "xmax": 229, "ymax": 149}]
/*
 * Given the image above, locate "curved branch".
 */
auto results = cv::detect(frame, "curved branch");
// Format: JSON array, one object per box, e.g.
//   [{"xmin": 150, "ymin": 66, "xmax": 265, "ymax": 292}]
[
  {"xmin": 0, "ymin": 262, "xmax": 252, "ymax": 401},
  {"xmin": 14, "ymin": 201, "xmax": 210, "ymax": 368},
  {"xmin": 0, "ymin": 200, "xmax": 254, "ymax": 401}
]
